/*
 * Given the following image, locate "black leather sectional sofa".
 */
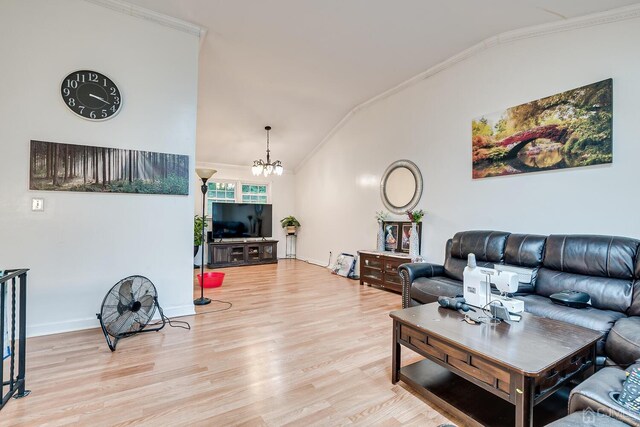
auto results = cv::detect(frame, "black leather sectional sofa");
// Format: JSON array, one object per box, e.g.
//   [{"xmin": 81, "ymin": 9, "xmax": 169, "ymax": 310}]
[
  {"xmin": 398, "ymin": 230, "xmax": 640, "ymax": 367},
  {"xmin": 400, "ymin": 230, "xmax": 640, "ymax": 425}
]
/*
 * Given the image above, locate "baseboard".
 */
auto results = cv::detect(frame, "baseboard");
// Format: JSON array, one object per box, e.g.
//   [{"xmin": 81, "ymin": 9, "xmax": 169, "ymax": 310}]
[
  {"xmin": 297, "ymin": 257, "xmax": 331, "ymax": 268},
  {"xmin": 27, "ymin": 304, "xmax": 196, "ymax": 338},
  {"xmin": 27, "ymin": 317, "xmax": 100, "ymax": 338},
  {"xmin": 160, "ymin": 304, "xmax": 196, "ymax": 319}
]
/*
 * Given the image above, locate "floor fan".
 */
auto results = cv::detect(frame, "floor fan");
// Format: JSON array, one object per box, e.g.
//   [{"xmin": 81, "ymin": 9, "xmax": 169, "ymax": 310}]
[{"xmin": 96, "ymin": 275, "xmax": 166, "ymax": 351}]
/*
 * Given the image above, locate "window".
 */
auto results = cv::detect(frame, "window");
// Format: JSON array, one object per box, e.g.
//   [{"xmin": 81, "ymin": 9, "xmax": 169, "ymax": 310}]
[
  {"xmin": 241, "ymin": 184, "xmax": 268, "ymax": 203},
  {"xmin": 206, "ymin": 181, "xmax": 269, "ymax": 215},
  {"xmin": 206, "ymin": 181, "xmax": 236, "ymax": 214}
]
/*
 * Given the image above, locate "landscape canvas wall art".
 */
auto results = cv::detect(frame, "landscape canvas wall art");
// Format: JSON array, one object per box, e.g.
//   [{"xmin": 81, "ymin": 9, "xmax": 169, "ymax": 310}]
[
  {"xmin": 30, "ymin": 140, "xmax": 189, "ymax": 195},
  {"xmin": 472, "ymin": 79, "xmax": 612, "ymax": 179}
]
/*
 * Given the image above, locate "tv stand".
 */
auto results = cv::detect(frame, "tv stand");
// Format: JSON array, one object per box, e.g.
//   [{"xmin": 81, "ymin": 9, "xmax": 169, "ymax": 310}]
[{"xmin": 207, "ymin": 240, "xmax": 278, "ymax": 268}]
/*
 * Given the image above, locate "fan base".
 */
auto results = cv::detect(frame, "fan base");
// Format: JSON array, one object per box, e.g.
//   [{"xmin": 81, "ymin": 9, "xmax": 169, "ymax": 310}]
[{"xmin": 194, "ymin": 297, "xmax": 211, "ymax": 305}]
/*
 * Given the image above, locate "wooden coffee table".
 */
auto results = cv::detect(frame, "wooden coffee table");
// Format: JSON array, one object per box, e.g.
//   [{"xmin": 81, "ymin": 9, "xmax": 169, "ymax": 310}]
[{"xmin": 390, "ymin": 303, "xmax": 602, "ymax": 427}]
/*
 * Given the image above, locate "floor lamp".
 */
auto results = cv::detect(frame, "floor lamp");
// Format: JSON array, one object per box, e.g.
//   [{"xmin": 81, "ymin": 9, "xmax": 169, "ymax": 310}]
[{"xmin": 194, "ymin": 168, "xmax": 217, "ymax": 306}]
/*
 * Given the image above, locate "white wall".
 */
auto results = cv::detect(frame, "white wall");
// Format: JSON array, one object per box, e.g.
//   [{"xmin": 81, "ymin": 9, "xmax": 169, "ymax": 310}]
[
  {"xmin": 0, "ymin": 0, "xmax": 200, "ymax": 336},
  {"xmin": 193, "ymin": 163, "xmax": 296, "ymax": 261},
  {"xmin": 295, "ymin": 16, "xmax": 640, "ymax": 267}
]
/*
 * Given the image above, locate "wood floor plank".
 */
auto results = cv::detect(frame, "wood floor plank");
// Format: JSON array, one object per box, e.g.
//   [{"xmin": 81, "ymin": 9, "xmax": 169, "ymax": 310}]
[{"xmin": 1, "ymin": 261, "xmax": 457, "ymax": 426}]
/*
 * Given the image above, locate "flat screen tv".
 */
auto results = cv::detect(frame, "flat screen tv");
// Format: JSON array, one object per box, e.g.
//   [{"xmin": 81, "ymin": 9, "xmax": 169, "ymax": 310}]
[{"xmin": 210, "ymin": 203, "xmax": 273, "ymax": 239}]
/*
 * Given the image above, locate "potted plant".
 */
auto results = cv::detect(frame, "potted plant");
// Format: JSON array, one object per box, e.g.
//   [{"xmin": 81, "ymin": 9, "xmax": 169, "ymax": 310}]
[
  {"xmin": 406, "ymin": 209, "xmax": 425, "ymax": 223},
  {"xmin": 194, "ymin": 215, "xmax": 207, "ymax": 259},
  {"xmin": 280, "ymin": 216, "xmax": 300, "ymax": 235}
]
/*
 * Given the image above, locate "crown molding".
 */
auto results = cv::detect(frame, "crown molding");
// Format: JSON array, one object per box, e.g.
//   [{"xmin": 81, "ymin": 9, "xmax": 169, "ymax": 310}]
[
  {"xmin": 295, "ymin": 3, "xmax": 640, "ymax": 173},
  {"xmin": 196, "ymin": 161, "xmax": 294, "ymax": 176},
  {"xmin": 83, "ymin": 0, "xmax": 205, "ymax": 38}
]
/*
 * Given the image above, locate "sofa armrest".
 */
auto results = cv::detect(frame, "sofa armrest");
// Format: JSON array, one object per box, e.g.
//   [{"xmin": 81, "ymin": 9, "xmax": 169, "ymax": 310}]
[
  {"xmin": 606, "ymin": 316, "xmax": 640, "ymax": 367},
  {"xmin": 398, "ymin": 263, "xmax": 444, "ymax": 309},
  {"xmin": 569, "ymin": 366, "xmax": 640, "ymax": 427}
]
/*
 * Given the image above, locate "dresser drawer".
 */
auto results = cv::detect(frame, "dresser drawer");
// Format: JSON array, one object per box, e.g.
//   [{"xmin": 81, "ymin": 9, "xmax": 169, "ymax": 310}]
[
  {"xmin": 361, "ymin": 255, "xmax": 383, "ymax": 270},
  {"xmin": 361, "ymin": 267, "xmax": 383, "ymax": 282},
  {"xmin": 384, "ymin": 259, "xmax": 404, "ymax": 274},
  {"xmin": 385, "ymin": 272, "xmax": 401, "ymax": 285}
]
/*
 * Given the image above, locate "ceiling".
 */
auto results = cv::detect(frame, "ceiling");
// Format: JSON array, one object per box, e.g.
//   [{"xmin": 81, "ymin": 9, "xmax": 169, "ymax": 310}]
[{"xmin": 125, "ymin": 0, "xmax": 639, "ymax": 172}]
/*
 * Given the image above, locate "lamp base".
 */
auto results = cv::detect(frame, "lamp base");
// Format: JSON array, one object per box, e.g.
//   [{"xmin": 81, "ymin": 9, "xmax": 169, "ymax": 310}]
[{"xmin": 194, "ymin": 297, "xmax": 211, "ymax": 306}]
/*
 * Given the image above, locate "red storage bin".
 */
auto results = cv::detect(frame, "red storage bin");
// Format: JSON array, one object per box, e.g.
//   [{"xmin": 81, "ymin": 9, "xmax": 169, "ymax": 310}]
[{"xmin": 197, "ymin": 272, "xmax": 225, "ymax": 288}]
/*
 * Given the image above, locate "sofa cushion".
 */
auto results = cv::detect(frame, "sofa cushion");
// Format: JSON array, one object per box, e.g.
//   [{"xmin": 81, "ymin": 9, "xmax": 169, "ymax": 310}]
[
  {"xmin": 535, "ymin": 268, "xmax": 633, "ymax": 313},
  {"xmin": 444, "ymin": 231, "xmax": 509, "ymax": 281},
  {"xmin": 411, "ymin": 276, "xmax": 462, "ymax": 305},
  {"xmin": 443, "ymin": 255, "xmax": 496, "ymax": 283},
  {"xmin": 606, "ymin": 317, "xmax": 640, "ymax": 366},
  {"xmin": 544, "ymin": 234, "xmax": 640, "ymax": 280},
  {"xmin": 502, "ymin": 233, "xmax": 547, "ymax": 294},
  {"xmin": 517, "ymin": 294, "xmax": 625, "ymax": 355},
  {"xmin": 505, "ymin": 233, "xmax": 546, "ymax": 268},
  {"xmin": 450, "ymin": 230, "xmax": 510, "ymax": 262}
]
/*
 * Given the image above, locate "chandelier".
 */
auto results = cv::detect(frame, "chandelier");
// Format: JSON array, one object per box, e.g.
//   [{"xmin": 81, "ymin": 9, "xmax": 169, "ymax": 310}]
[{"xmin": 251, "ymin": 126, "xmax": 283, "ymax": 176}]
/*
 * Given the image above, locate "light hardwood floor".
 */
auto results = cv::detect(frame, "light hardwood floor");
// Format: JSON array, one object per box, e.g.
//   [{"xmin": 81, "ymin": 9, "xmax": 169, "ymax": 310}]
[{"xmin": 2, "ymin": 261, "xmax": 457, "ymax": 426}]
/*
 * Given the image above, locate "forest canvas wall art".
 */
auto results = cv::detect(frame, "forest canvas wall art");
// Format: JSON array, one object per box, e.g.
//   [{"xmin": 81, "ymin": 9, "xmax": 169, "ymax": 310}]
[
  {"xmin": 30, "ymin": 140, "xmax": 189, "ymax": 195},
  {"xmin": 472, "ymin": 79, "xmax": 612, "ymax": 179}
]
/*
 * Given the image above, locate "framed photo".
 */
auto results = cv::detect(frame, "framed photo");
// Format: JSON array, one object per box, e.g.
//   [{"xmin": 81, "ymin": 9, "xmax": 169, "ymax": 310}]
[
  {"xmin": 384, "ymin": 223, "xmax": 398, "ymax": 252},
  {"xmin": 331, "ymin": 253, "xmax": 356, "ymax": 278},
  {"xmin": 401, "ymin": 224, "xmax": 412, "ymax": 251},
  {"xmin": 382, "ymin": 221, "xmax": 421, "ymax": 253},
  {"xmin": 399, "ymin": 222, "xmax": 422, "ymax": 253}
]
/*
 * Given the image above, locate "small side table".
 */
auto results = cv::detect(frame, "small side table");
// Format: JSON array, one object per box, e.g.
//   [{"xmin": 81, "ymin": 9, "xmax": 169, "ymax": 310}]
[{"xmin": 285, "ymin": 234, "xmax": 296, "ymax": 259}]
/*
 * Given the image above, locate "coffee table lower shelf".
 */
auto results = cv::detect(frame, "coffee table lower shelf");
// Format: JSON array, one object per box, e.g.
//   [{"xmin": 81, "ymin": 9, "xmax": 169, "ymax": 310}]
[{"xmin": 399, "ymin": 359, "xmax": 570, "ymax": 427}]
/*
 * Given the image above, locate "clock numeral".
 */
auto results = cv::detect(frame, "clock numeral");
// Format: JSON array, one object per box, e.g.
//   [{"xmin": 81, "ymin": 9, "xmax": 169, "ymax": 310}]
[
  {"xmin": 66, "ymin": 79, "xmax": 78, "ymax": 89},
  {"xmin": 101, "ymin": 109, "xmax": 107, "ymax": 118},
  {"xmin": 89, "ymin": 111, "xmax": 96, "ymax": 119},
  {"xmin": 113, "ymin": 96, "xmax": 120, "ymax": 105},
  {"xmin": 89, "ymin": 73, "xmax": 98, "ymax": 82},
  {"xmin": 76, "ymin": 73, "xmax": 86, "ymax": 83},
  {"xmin": 103, "ymin": 78, "xmax": 108, "ymax": 86},
  {"xmin": 68, "ymin": 98, "xmax": 75, "ymax": 107},
  {"xmin": 110, "ymin": 105, "xmax": 117, "ymax": 113},
  {"xmin": 62, "ymin": 88, "xmax": 70, "ymax": 96},
  {"xmin": 79, "ymin": 106, "xmax": 85, "ymax": 114},
  {"xmin": 110, "ymin": 87, "xmax": 117, "ymax": 96}
]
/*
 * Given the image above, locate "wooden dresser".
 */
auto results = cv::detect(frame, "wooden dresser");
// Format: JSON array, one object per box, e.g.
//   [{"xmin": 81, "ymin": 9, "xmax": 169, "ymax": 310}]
[{"xmin": 358, "ymin": 250, "xmax": 412, "ymax": 293}]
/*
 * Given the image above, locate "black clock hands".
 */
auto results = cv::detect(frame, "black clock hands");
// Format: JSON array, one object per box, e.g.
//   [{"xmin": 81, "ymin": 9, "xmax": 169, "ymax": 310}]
[{"xmin": 89, "ymin": 93, "xmax": 111, "ymax": 105}]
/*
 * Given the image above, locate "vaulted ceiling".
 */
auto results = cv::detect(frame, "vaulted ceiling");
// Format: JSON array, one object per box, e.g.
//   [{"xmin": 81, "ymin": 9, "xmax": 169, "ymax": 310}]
[{"xmin": 125, "ymin": 0, "xmax": 640, "ymax": 172}]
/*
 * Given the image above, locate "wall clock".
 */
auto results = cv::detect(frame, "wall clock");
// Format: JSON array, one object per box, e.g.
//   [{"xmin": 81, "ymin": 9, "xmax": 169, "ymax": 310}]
[{"xmin": 61, "ymin": 70, "xmax": 122, "ymax": 120}]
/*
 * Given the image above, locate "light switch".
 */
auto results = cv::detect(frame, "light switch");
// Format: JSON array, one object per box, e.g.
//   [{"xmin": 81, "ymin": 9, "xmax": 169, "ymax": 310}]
[{"xmin": 32, "ymin": 198, "xmax": 44, "ymax": 211}]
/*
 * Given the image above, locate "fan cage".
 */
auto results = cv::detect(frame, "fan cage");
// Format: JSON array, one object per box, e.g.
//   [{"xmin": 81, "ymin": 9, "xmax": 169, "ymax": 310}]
[{"xmin": 99, "ymin": 275, "xmax": 158, "ymax": 338}]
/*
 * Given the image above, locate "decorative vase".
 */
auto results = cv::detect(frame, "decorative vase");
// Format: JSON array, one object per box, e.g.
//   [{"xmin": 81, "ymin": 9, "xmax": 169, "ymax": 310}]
[
  {"xmin": 409, "ymin": 222, "xmax": 419, "ymax": 260},
  {"xmin": 377, "ymin": 221, "xmax": 385, "ymax": 252}
]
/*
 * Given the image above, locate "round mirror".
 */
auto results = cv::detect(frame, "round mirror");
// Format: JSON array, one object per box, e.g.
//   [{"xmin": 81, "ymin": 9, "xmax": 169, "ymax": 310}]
[{"xmin": 380, "ymin": 160, "xmax": 423, "ymax": 214}]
